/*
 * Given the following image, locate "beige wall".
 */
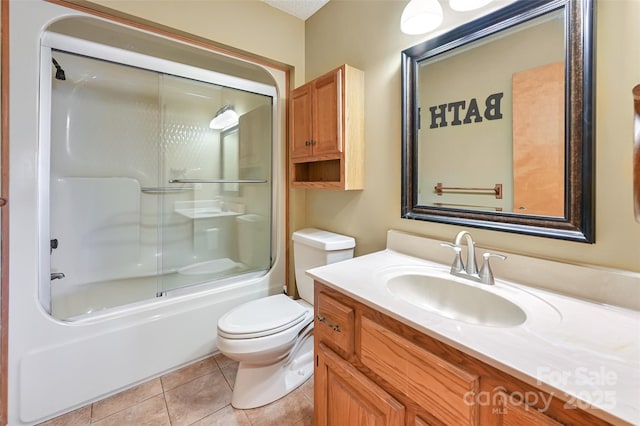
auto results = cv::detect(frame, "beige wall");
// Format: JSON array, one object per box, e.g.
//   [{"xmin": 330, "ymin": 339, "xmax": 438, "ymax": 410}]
[
  {"xmin": 86, "ymin": 0, "xmax": 307, "ymax": 86},
  {"xmin": 304, "ymin": 0, "xmax": 640, "ymax": 272}
]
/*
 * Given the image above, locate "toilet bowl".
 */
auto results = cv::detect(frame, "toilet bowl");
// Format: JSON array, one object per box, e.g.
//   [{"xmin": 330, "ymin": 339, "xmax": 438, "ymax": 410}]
[{"xmin": 216, "ymin": 228, "xmax": 355, "ymax": 409}]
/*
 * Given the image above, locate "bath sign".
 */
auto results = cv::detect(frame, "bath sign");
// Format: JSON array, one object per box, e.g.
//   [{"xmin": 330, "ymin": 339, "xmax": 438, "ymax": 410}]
[{"xmin": 427, "ymin": 92, "xmax": 504, "ymax": 129}]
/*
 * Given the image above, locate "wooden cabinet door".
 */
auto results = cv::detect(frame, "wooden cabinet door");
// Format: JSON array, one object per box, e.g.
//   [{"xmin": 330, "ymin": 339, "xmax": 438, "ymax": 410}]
[
  {"xmin": 360, "ymin": 316, "xmax": 479, "ymax": 426},
  {"xmin": 290, "ymin": 84, "xmax": 313, "ymax": 160},
  {"xmin": 498, "ymin": 391, "xmax": 564, "ymax": 426},
  {"xmin": 312, "ymin": 68, "xmax": 342, "ymax": 157},
  {"xmin": 315, "ymin": 343, "xmax": 405, "ymax": 426}
]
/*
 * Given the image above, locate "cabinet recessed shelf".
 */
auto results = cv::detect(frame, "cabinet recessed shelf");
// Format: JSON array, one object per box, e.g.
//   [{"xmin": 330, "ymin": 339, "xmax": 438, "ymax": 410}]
[{"xmin": 292, "ymin": 159, "xmax": 341, "ymax": 188}]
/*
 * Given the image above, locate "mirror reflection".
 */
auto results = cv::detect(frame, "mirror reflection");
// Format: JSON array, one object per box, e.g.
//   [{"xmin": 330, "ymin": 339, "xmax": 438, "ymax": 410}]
[
  {"xmin": 402, "ymin": 0, "xmax": 595, "ymax": 242},
  {"xmin": 417, "ymin": 9, "xmax": 565, "ymax": 216}
]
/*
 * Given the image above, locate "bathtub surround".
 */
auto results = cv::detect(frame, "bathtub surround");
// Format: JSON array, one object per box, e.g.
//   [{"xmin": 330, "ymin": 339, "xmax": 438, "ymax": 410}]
[{"xmin": 6, "ymin": 1, "xmax": 289, "ymax": 424}]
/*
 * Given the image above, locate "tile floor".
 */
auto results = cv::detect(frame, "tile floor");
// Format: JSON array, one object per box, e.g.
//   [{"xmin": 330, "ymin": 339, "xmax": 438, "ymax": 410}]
[{"xmin": 38, "ymin": 354, "xmax": 314, "ymax": 426}]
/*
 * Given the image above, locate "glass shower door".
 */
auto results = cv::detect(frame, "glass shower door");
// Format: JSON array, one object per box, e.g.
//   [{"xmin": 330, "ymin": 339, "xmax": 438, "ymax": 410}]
[{"xmin": 157, "ymin": 74, "xmax": 273, "ymax": 295}]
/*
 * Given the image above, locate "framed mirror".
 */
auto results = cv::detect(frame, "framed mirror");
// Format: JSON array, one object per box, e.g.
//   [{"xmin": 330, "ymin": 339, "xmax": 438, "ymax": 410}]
[{"xmin": 401, "ymin": 0, "xmax": 595, "ymax": 242}]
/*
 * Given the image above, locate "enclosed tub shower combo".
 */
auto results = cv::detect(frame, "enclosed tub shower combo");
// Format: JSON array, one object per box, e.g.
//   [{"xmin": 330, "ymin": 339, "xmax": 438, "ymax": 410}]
[
  {"xmin": 43, "ymin": 33, "xmax": 275, "ymax": 320},
  {"xmin": 8, "ymin": 3, "xmax": 287, "ymax": 424}
]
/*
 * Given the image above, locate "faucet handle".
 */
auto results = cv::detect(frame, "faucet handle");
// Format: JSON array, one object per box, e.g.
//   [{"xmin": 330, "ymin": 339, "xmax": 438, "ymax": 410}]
[
  {"xmin": 440, "ymin": 242, "xmax": 464, "ymax": 273},
  {"xmin": 479, "ymin": 252, "xmax": 506, "ymax": 285}
]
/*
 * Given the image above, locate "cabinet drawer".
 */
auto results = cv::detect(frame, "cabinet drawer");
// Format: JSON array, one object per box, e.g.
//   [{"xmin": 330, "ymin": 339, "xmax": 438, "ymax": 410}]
[
  {"xmin": 360, "ymin": 316, "xmax": 479, "ymax": 426},
  {"xmin": 315, "ymin": 291, "xmax": 354, "ymax": 354},
  {"xmin": 498, "ymin": 391, "xmax": 564, "ymax": 426}
]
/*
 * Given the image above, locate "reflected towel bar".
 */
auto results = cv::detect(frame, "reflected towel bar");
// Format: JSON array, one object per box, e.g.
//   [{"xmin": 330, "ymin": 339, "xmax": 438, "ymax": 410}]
[
  {"xmin": 169, "ymin": 179, "xmax": 268, "ymax": 184},
  {"xmin": 433, "ymin": 202, "xmax": 503, "ymax": 211},
  {"xmin": 435, "ymin": 182, "xmax": 503, "ymax": 199}
]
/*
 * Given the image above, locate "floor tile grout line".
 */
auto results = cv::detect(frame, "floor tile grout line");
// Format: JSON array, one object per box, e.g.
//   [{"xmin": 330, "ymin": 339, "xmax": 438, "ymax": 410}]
[{"xmin": 89, "ymin": 385, "xmax": 165, "ymax": 424}]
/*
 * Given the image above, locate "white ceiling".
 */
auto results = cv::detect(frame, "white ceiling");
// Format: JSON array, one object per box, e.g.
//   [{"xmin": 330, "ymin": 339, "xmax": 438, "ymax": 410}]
[
  {"xmin": 263, "ymin": 0, "xmax": 517, "ymax": 26},
  {"xmin": 263, "ymin": 0, "xmax": 330, "ymax": 20}
]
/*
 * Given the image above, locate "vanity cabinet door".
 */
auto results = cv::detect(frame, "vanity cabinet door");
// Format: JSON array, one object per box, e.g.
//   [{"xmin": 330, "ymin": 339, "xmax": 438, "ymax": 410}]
[
  {"xmin": 360, "ymin": 315, "xmax": 480, "ymax": 426},
  {"xmin": 315, "ymin": 343, "xmax": 405, "ymax": 426},
  {"xmin": 498, "ymin": 391, "xmax": 564, "ymax": 426}
]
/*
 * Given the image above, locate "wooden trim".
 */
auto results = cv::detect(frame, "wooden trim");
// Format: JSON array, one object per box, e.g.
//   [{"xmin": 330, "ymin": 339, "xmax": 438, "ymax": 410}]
[
  {"xmin": 1, "ymin": 0, "xmax": 10, "ymax": 423},
  {"xmin": 44, "ymin": 0, "xmax": 291, "ymax": 73},
  {"xmin": 284, "ymin": 70, "xmax": 291, "ymax": 295}
]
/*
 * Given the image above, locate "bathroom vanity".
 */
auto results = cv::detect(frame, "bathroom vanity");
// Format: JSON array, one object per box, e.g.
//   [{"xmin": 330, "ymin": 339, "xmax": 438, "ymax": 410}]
[{"xmin": 308, "ymin": 231, "xmax": 640, "ymax": 426}]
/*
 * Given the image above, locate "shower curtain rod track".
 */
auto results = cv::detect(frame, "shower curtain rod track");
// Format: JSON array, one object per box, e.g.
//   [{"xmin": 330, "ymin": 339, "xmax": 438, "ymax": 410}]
[{"xmin": 169, "ymin": 179, "xmax": 268, "ymax": 184}]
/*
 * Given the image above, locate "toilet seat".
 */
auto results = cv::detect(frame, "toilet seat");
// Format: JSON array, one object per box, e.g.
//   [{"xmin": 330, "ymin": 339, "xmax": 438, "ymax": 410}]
[{"xmin": 218, "ymin": 294, "xmax": 308, "ymax": 339}]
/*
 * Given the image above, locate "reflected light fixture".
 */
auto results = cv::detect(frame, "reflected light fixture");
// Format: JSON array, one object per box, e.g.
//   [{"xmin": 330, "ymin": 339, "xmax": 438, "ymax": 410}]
[
  {"xmin": 449, "ymin": 0, "xmax": 493, "ymax": 12},
  {"xmin": 401, "ymin": 0, "xmax": 444, "ymax": 35},
  {"xmin": 209, "ymin": 105, "xmax": 239, "ymax": 130}
]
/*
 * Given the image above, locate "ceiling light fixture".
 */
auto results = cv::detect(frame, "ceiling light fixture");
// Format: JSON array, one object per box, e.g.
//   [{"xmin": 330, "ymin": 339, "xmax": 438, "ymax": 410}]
[
  {"xmin": 400, "ymin": 0, "xmax": 444, "ymax": 35},
  {"xmin": 209, "ymin": 105, "xmax": 239, "ymax": 130},
  {"xmin": 448, "ymin": 0, "xmax": 493, "ymax": 12}
]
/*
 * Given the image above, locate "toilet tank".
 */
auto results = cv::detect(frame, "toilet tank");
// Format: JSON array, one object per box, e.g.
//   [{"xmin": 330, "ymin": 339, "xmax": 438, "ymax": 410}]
[{"xmin": 292, "ymin": 228, "xmax": 355, "ymax": 304}]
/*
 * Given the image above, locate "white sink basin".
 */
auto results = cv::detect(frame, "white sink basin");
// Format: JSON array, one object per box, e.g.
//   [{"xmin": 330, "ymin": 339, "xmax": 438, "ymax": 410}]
[{"xmin": 386, "ymin": 273, "xmax": 527, "ymax": 327}]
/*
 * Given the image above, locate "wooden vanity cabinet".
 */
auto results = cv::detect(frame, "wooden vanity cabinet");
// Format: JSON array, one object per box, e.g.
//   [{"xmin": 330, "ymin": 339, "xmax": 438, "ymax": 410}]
[
  {"xmin": 290, "ymin": 64, "xmax": 364, "ymax": 190},
  {"xmin": 313, "ymin": 282, "xmax": 614, "ymax": 426}
]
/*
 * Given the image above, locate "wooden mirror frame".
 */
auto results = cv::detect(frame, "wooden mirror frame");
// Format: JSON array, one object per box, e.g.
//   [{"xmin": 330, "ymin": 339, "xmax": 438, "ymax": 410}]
[{"xmin": 401, "ymin": 0, "xmax": 595, "ymax": 243}]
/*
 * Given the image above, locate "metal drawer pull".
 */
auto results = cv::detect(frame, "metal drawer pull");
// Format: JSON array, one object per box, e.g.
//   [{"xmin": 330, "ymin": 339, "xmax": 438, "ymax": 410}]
[{"xmin": 316, "ymin": 315, "xmax": 341, "ymax": 332}]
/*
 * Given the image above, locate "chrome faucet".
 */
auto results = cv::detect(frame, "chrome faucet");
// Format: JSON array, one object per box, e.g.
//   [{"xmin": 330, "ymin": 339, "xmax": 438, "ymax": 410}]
[
  {"xmin": 454, "ymin": 231, "xmax": 478, "ymax": 275},
  {"xmin": 441, "ymin": 231, "xmax": 506, "ymax": 285}
]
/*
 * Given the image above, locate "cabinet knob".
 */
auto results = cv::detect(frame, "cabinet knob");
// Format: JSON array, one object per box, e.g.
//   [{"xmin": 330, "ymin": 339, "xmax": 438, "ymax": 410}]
[{"xmin": 305, "ymin": 140, "xmax": 310, "ymax": 146}]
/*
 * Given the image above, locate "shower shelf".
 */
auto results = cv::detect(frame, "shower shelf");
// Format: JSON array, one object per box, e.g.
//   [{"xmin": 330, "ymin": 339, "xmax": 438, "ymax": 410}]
[{"xmin": 174, "ymin": 200, "xmax": 245, "ymax": 219}]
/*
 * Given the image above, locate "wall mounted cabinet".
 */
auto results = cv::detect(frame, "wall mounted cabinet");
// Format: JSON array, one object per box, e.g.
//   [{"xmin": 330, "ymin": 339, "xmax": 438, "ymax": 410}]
[
  {"xmin": 290, "ymin": 65, "xmax": 364, "ymax": 190},
  {"xmin": 314, "ymin": 282, "xmax": 614, "ymax": 426}
]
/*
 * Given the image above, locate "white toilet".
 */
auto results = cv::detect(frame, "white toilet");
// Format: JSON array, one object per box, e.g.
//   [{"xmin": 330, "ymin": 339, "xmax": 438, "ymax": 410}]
[{"xmin": 216, "ymin": 228, "xmax": 355, "ymax": 409}]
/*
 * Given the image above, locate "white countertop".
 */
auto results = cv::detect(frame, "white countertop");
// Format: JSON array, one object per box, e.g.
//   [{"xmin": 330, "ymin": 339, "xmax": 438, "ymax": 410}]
[{"xmin": 307, "ymin": 248, "xmax": 640, "ymax": 426}]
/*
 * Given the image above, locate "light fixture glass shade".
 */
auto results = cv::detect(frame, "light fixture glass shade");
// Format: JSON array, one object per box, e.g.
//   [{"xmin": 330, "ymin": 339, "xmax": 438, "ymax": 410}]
[
  {"xmin": 449, "ymin": 0, "xmax": 492, "ymax": 12},
  {"xmin": 401, "ymin": 0, "xmax": 444, "ymax": 35},
  {"xmin": 209, "ymin": 105, "xmax": 239, "ymax": 130}
]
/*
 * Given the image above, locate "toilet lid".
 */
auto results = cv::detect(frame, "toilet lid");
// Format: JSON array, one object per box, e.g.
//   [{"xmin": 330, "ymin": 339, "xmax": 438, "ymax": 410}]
[{"xmin": 217, "ymin": 294, "xmax": 308, "ymax": 339}]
